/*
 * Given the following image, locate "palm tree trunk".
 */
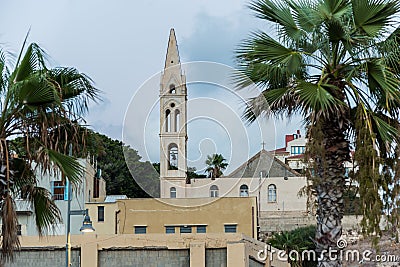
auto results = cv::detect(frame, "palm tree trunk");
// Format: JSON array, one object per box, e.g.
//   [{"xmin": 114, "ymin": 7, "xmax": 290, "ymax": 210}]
[
  {"xmin": 313, "ymin": 119, "xmax": 350, "ymax": 267},
  {"xmin": 0, "ymin": 139, "xmax": 19, "ymax": 261}
]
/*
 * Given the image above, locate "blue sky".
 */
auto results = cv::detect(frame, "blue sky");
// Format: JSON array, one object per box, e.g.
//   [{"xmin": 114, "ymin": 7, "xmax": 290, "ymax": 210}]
[{"xmin": 2, "ymin": 0, "xmax": 303, "ymax": 172}]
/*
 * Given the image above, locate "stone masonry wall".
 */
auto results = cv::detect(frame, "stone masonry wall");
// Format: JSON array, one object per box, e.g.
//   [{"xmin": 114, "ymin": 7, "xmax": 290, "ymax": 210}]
[
  {"xmin": 5, "ymin": 248, "xmax": 80, "ymax": 267},
  {"xmin": 205, "ymin": 248, "xmax": 227, "ymax": 267},
  {"xmin": 98, "ymin": 249, "xmax": 189, "ymax": 267}
]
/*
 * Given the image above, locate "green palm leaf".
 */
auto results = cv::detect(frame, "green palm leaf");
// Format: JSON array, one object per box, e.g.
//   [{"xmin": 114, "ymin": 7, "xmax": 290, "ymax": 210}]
[
  {"xmin": 27, "ymin": 186, "xmax": 62, "ymax": 236},
  {"xmin": 352, "ymin": 0, "xmax": 400, "ymax": 37},
  {"xmin": 318, "ymin": 0, "xmax": 351, "ymax": 20},
  {"xmin": 46, "ymin": 149, "xmax": 83, "ymax": 186},
  {"xmin": 249, "ymin": 0, "xmax": 303, "ymax": 40}
]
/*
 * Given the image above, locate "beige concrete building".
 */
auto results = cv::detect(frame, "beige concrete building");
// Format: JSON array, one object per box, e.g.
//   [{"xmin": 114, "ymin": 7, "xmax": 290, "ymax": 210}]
[{"xmin": 87, "ymin": 197, "xmax": 258, "ymax": 238}]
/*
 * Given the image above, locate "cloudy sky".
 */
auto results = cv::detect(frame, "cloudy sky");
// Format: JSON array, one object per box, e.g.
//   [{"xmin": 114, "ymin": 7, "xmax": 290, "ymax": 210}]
[{"xmin": 2, "ymin": 0, "xmax": 303, "ymax": 173}]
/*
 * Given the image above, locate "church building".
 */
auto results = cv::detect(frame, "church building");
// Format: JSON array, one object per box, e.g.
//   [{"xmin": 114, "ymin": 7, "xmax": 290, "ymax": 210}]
[{"xmin": 159, "ymin": 29, "xmax": 312, "ymax": 235}]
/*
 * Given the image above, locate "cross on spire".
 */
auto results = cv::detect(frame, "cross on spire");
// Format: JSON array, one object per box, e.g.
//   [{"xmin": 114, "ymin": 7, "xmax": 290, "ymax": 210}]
[{"xmin": 261, "ymin": 141, "xmax": 266, "ymax": 150}]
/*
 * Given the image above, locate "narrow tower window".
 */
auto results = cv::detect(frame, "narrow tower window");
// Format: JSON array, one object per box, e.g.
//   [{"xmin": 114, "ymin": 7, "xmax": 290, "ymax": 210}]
[
  {"xmin": 165, "ymin": 109, "xmax": 171, "ymax": 132},
  {"xmin": 174, "ymin": 110, "xmax": 180, "ymax": 132},
  {"xmin": 168, "ymin": 143, "xmax": 178, "ymax": 170},
  {"xmin": 169, "ymin": 84, "xmax": 176, "ymax": 94}
]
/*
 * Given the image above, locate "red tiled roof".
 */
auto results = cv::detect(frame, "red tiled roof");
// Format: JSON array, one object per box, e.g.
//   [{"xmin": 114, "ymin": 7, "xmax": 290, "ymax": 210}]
[
  {"xmin": 269, "ymin": 147, "xmax": 288, "ymax": 154},
  {"xmin": 287, "ymin": 154, "xmax": 304, "ymax": 159}
]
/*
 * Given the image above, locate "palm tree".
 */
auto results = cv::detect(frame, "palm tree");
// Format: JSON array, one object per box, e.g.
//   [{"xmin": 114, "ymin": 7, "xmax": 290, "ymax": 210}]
[
  {"xmin": 269, "ymin": 225, "xmax": 317, "ymax": 267},
  {"xmin": 205, "ymin": 154, "xmax": 228, "ymax": 179},
  {"xmin": 0, "ymin": 37, "xmax": 100, "ymax": 261},
  {"xmin": 236, "ymin": 0, "xmax": 400, "ymax": 266}
]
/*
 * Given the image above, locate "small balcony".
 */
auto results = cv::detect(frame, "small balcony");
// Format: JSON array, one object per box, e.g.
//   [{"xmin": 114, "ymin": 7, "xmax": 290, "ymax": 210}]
[{"xmin": 15, "ymin": 199, "xmax": 33, "ymax": 214}]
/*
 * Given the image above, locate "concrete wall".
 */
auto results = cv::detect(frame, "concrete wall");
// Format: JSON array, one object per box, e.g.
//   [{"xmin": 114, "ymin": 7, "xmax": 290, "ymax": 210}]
[
  {"xmin": 12, "ymin": 233, "xmax": 286, "ymax": 267},
  {"xmin": 99, "ymin": 249, "xmax": 189, "ymax": 267},
  {"xmin": 206, "ymin": 248, "xmax": 227, "ymax": 267},
  {"xmin": 5, "ymin": 249, "xmax": 80, "ymax": 267},
  {"xmin": 249, "ymin": 258, "xmax": 264, "ymax": 267},
  {"xmin": 259, "ymin": 214, "xmax": 363, "ymax": 241}
]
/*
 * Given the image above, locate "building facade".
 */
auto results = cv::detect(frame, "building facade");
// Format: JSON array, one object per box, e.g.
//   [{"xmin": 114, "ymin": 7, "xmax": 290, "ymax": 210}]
[
  {"xmin": 13, "ymin": 158, "xmax": 106, "ymax": 236},
  {"xmin": 87, "ymin": 197, "xmax": 258, "ymax": 238}
]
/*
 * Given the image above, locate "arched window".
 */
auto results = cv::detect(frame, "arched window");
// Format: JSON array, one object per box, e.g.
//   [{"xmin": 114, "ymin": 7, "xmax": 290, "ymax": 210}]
[
  {"xmin": 170, "ymin": 187, "xmax": 176, "ymax": 198},
  {"xmin": 168, "ymin": 143, "xmax": 178, "ymax": 170},
  {"xmin": 268, "ymin": 184, "xmax": 277, "ymax": 203},
  {"xmin": 169, "ymin": 84, "xmax": 176, "ymax": 94},
  {"xmin": 165, "ymin": 109, "xmax": 171, "ymax": 132},
  {"xmin": 174, "ymin": 110, "xmax": 180, "ymax": 132},
  {"xmin": 210, "ymin": 185, "xmax": 219, "ymax": 197},
  {"xmin": 240, "ymin": 184, "xmax": 249, "ymax": 197}
]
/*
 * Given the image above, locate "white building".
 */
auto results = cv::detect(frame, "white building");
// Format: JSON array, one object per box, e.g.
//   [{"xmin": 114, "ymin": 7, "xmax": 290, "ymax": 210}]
[
  {"xmin": 271, "ymin": 130, "xmax": 354, "ymax": 178},
  {"xmin": 14, "ymin": 159, "xmax": 106, "ymax": 236}
]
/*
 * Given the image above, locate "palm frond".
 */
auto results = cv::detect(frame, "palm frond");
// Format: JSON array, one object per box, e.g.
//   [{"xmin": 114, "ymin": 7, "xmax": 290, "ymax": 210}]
[
  {"xmin": 11, "ymin": 43, "xmax": 47, "ymax": 83},
  {"xmin": 234, "ymin": 62, "xmax": 289, "ymax": 89},
  {"xmin": 352, "ymin": 0, "xmax": 400, "ymax": 37},
  {"xmin": 370, "ymin": 113, "xmax": 399, "ymax": 152},
  {"xmin": 14, "ymin": 75, "xmax": 61, "ymax": 106},
  {"xmin": 366, "ymin": 60, "xmax": 400, "ymax": 112},
  {"xmin": 248, "ymin": 0, "xmax": 303, "ymax": 41},
  {"xmin": 47, "ymin": 67, "xmax": 101, "ymax": 117},
  {"xmin": 287, "ymin": 0, "xmax": 321, "ymax": 33},
  {"xmin": 46, "ymin": 149, "xmax": 83, "ymax": 186},
  {"xmin": 27, "ymin": 186, "xmax": 62, "ymax": 236},
  {"xmin": 318, "ymin": 0, "xmax": 351, "ymax": 20},
  {"xmin": 296, "ymin": 81, "xmax": 344, "ymax": 117}
]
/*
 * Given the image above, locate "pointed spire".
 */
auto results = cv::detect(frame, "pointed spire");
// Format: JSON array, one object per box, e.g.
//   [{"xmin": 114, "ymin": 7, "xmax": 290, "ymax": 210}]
[{"xmin": 164, "ymin": 28, "xmax": 181, "ymax": 70}]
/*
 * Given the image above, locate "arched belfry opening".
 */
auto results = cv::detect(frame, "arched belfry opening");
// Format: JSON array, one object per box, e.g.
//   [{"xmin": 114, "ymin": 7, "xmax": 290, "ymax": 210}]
[
  {"xmin": 168, "ymin": 143, "xmax": 178, "ymax": 170},
  {"xmin": 169, "ymin": 84, "xmax": 176, "ymax": 94}
]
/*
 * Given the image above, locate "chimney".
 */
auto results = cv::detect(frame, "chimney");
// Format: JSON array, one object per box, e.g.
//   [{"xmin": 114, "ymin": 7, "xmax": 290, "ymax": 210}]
[
  {"xmin": 285, "ymin": 134, "xmax": 294, "ymax": 148},
  {"xmin": 297, "ymin": 129, "xmax": 301, "ymax": 138}
]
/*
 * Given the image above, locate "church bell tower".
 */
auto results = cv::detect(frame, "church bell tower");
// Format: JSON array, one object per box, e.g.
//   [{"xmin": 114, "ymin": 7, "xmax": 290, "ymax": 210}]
[{"xmin": 159, "ymin": 29, "xmax": 188, "ymax": 198}]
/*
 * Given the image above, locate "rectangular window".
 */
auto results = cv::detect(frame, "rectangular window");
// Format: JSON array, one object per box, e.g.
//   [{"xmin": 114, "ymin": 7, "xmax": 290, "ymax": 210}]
[
  {"xmin": 224, "ymin": 224, "xmax": 237, "ymax": 233},
  {"xmin": 291, "ymin": 146, "xmax": 305, "ymax": 155},
  {"xmin": 98, "ymin": 206, "xmax": 105, "ymax": 222},
  {"xmin": 180, "ymin": 226, "xmax": 192, "ymax": 233},
  {"xmin": 17, "ymin": 225, "xmax": 22, "ymax": 236},
  {"xmin": 134, "ymin": 226, "xmax": 147, "ymax": 234},
  {"xmin": 196, "ymin": 226, "xmax": 206, "ymax": 233},
  {"xmin": 51, "ymin": 181, "xmax": 65, "ymax": 200},
  {"xmin": 165, "ymin": 226, "xmax": 175, "ymax": 234}
]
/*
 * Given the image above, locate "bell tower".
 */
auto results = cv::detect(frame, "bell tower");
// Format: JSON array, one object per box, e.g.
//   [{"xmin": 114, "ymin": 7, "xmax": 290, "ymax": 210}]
[{"xmin": 159, "ymin": 29, "xmax": 188, "ymax": 198}]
